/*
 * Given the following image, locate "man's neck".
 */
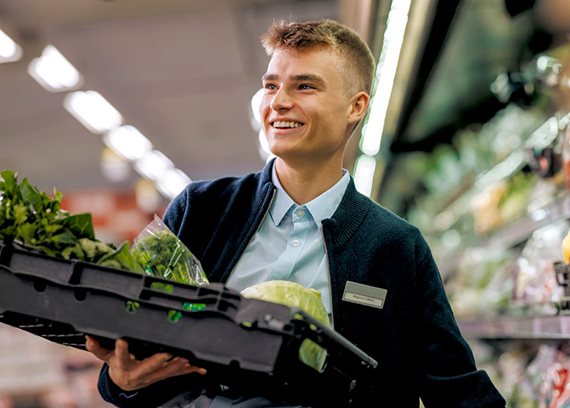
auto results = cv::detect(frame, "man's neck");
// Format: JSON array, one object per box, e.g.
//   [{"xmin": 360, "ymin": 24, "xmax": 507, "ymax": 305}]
[{"xmin": 274, "ymin": 158, "xmax": 344, "ymax": 205}]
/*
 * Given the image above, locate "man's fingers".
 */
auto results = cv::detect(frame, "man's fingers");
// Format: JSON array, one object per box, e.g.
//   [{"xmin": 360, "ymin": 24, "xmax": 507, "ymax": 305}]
[
  {"xmin": 85, "ymin": 335, "xmax": 113, "ymax": 361},
  {"xmin": 131, "ymin": 352, "xmax": 176, "ymax": 377},
  {"xmin": 131, "ymin": 354, "xmax": 207, "ymax": 385},
  {"xmin": 188, "ymin": 365, "xmax": 207, "ymax": 375},
  {"xmin": 87, "ymin": 335, "xmax": 207, "ymax": 391},
  {"xmin": 114, "ymin": 338, "xmax": 129, "ymax": 354},
  {"xmin": 162, "ymin": 358, "xmax": 202, "ymax": 376},
  {"xmin": 142, "ymin": 358, "xmax": 207, "ymax": 386},
  {"xmin": 84, "ymin": 335, "xmax": 97, "ymax": 351},
  {"xmin": 114, "ymin": 338, "xmax": 132, "ymax": 361},
  {"xmin": 159, "ymin": 358, "xmax": 207, "ymax": 377}
]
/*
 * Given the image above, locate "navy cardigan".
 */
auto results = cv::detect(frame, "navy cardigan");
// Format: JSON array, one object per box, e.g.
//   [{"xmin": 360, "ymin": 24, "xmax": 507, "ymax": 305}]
[{"xmin": 98, "ymin": 161, "xmax": 505, "ymax": 407}]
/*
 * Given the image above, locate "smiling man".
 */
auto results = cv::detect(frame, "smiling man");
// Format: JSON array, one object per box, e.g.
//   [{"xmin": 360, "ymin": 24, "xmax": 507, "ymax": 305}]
[
  {"xmin": 88, "ymin": 19, "xmax": 505, "ymax": 407},
  {"xmin": 260, "ymin": 45, "xmax": 367, "ymax": 205}
]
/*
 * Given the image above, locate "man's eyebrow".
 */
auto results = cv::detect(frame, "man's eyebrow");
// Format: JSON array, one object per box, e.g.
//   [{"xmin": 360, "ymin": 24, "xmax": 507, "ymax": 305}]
[
  {"xmin": 262, "ymin": 73, "xmax": 327, "ymax": 87},
  {"xmin": 293, "ymin": 74, "xmax": 326, "ymax": 87},
  {"xmin": 262, "ymin": 74, "xmax": 278, "ymax": 82}
]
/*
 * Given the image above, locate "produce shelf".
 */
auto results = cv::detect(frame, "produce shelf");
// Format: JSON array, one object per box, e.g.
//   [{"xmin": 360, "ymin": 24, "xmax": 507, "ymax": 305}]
[
  {"xmin": 458, "ymin": 315, "xmax": 570, "ymax": 339},
  {"xmin": 439, "ymin": 194, "xmax": 570, "ymax": 276},
  {"xmin": 0, "ymin": 241, "xmax": 377, "ymax": 407},
  {"xmin": 484, "ymin": 194, "xmax": 570, "ymax": 249}
]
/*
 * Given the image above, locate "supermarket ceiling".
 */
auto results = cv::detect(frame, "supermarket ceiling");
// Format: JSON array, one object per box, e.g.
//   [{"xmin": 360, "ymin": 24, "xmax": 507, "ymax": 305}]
[{"xmin": 0, "ymin": 0, "xmax": 339, "ymax": 195}]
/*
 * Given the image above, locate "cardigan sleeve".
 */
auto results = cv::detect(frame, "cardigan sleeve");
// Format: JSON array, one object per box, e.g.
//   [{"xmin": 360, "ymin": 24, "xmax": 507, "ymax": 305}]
[
  {"xmin": 415, "ymin": 251, "xmax": 506, "ymax": 407},
  {"xmin": 97, "ymin": 363, "xmax": 208, "ymax": 407},
  {"xmin": 162, "ymin": 187, "xmax": 188, "ymax": 234}
]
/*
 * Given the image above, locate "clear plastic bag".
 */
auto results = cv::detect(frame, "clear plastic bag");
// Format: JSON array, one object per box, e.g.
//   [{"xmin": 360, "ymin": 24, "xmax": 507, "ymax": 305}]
[{"xmin": 132, "ymin": 215, "xmax": 208, "ymax": 287}]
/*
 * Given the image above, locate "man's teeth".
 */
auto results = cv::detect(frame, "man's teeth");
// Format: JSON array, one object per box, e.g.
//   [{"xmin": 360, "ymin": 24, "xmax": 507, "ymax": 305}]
[{"xmin": 273, "ymin": 121, "xmax": 302, "ymax": 128}]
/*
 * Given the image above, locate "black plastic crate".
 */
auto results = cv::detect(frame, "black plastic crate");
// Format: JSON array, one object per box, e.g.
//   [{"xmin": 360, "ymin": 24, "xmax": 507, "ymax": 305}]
[{"xmin": 0, "ymin": 241, "xmax": 377, "ymax": 406}]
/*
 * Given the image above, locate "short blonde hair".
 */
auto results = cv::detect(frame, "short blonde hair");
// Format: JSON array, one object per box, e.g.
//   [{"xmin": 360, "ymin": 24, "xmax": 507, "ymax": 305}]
[{"xmin": 261, "ymin": 19, "xmax": 375, "ymax": 95}]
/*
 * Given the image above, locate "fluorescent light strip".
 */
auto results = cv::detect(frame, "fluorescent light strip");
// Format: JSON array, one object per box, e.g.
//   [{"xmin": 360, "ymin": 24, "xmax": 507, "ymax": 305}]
[
  {"xmin": 134, "ymin": 150, "xmax": 174, "ymax": 182},
  {"xmin": 0, "ymin": 29, "xmax": 22, "ymax": 63},
  {"xmin": 103, "ymin": 125, "xmax": 153, "ymax": 161},
  {"xmin": 354, "ymin": 154, "xmax": 377, "ymax": 196},
  {"xmin": 18, "ymin": 40, "xmax": 191, "ymax": 200},
  {"xmin": 63, "ymin": 90, "xmax": 123, "ymax": 134},
  {"xmin": 28, "ymin": 45, "xmax": 82, "ymax": 92},
  {"xmin": 156, "ymin": 168, "xmax": 191, "ymax": 199},
  {"xmin": 359, "ymin": 0, "xmax": 412, "ymax": 156}
]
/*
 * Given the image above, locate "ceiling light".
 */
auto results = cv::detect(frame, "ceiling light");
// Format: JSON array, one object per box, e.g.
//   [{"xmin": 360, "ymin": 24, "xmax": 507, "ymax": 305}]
[
  {"xmin": 0, "ymin": 29, "xmax": 22, "ymax": 63},
  {"xmin": 250, "ymin": 88, "xmax": 264, "ymax": 129},
  {"xmin": 134, "ymin": 150, "xmax": 174, "ymax": 181},
  {"xmin": 63, "ymin": 90, "xmax": 123, "ymax": 134},
  {"xmin": 353, "ymin": 154, "xmax": 376, "ymax": 197},
  {"xmin": 28, "ymin": 45, "xmax": 82, "ymax": 92},
  {"xmin": 359, "ymin": 0, "xmax": 412, "ymax": 156},
  {"xmin": 103, "ymin": 125, "xmax": 152, "ymax": 161},
  {"xmin": 155, "ymin": 168, "xmax": 191, "ymax": 199},
  {"xmin": 100, "ymin": 147, "xmax": 130, "ymax": 182}
]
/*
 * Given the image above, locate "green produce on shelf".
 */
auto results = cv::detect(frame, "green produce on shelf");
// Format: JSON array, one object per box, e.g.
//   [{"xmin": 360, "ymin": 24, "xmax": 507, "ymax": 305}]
[
  {"xmin": 471, "ymin": 171, "xmax": 537, "ymax": 236},
  {"xmin": 497, "ymin": 171, "xmax": 537, "ymax": 224},
  {"xmin": 404, "ymin": 105, "xmax": 546, "ymax": 240},
  {"xmin": 447, "ymin": 247, "xmax": 516, "ymax": 318}
]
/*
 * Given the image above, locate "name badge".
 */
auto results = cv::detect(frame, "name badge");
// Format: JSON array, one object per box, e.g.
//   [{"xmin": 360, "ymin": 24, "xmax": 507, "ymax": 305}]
[{"xmin": 342, "ymin": 281, "xmax": 387, "ymax": 309}]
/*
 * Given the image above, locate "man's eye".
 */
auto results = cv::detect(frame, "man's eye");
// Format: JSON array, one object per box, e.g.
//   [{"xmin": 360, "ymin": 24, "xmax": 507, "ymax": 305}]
[
  {"xmin": 299, "ymin": 84, "xmax": 315, "ymax": 90},
  {"xmin": 264, "ymin": 83, "xmax": 277, "ymax": 90}
]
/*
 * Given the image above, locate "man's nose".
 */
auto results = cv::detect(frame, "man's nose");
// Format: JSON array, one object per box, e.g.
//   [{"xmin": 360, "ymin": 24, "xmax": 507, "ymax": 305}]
[{"xmin": 270, "ymin": 88, "xmax": 294, "ymax": 110}]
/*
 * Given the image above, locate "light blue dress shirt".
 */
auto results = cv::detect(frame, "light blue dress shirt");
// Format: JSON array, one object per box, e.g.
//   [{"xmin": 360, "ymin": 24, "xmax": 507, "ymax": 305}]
[
  {"xmin": 211, "ymin": 163, "xmax": 349, "ymax": 408},
  {"xmin": 226, "ymin": 164, "xmax": 350, "ymax": 316}
]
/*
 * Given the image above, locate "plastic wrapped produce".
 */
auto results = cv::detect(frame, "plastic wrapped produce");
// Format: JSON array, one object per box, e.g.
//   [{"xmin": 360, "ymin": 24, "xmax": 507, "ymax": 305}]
[{"xmin": 132, "ymin": 215, "xmax": 208, "ymax": 287}]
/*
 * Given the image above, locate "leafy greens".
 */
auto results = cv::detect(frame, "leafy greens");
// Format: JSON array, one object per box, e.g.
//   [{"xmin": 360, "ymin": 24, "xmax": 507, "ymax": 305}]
[{"xmin": 0, "ymin": 169, "xmax": 141, "ymax": 271}]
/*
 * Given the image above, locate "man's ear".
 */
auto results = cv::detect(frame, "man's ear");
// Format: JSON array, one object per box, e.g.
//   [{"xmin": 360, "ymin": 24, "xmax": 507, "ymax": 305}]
[{"xmin": 348, "ymin": 91, "xmax": 370, "ymax": 124}]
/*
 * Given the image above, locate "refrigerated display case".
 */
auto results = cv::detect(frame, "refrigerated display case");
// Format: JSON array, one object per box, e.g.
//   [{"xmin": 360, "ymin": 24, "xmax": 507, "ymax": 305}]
[{"xmin": 369, "ymin": 0, "xmax": 570, "ymax": 404}]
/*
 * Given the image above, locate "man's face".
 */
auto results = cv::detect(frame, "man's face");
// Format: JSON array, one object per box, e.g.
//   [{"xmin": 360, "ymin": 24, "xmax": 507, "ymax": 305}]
[{"xmin": 260, "ymin": 47, "xmax": 360, "ymax": 165}]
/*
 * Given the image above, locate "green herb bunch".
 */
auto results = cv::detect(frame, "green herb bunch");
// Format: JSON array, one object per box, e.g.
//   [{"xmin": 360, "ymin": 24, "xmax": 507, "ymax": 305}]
[
  {"xmin": 0, "ymin": 169, "xmax": 142, "ymax": 272},
  {"xmin": 132, "ymin": 227, "xmax": 207, "ymax": 286}
]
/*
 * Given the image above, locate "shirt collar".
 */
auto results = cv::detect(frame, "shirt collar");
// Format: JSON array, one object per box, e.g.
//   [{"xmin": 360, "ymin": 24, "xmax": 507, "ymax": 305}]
[
  {"xmin": 270, "ymin": 164, "xmax": 296, "ymax": 226},
  {"xmin": 305, "ymin": 170, "xmax": 349, "ymax": 225},
  {"xmin": 269, "ymin": 162, "xmax": 350, "ymax": 226}
]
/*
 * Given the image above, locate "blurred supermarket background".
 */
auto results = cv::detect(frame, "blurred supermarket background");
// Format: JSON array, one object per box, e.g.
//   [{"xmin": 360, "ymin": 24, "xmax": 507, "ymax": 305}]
[{"xmin": 3, "ymin": 0, "xmax": 570, "ymax": 406}]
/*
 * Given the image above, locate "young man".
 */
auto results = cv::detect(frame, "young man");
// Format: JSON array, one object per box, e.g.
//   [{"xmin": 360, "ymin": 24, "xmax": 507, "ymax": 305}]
[{"xmin": 87, "ymin": 19, "xmax": 505, "ymax": 407}]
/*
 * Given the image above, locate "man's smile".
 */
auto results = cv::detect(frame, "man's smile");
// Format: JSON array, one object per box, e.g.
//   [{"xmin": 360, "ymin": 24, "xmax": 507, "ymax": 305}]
[{"xmin": 271, "ymin": 120, "xmax": 305, "ymax": 129}]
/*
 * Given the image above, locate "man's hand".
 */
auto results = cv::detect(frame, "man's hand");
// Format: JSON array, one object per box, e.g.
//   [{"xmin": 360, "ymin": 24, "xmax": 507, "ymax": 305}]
[{"xmin": 85, "ymin": 335, "xmax": 206, "ymax": 391}]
